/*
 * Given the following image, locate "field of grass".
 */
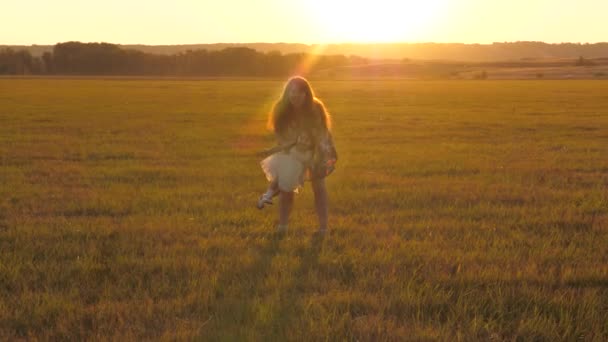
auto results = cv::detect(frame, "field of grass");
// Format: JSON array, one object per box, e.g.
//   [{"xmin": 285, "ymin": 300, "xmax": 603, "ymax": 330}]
[{"xmin": 1, "ymin": 78, "xmax": 607, "ymax": 340}]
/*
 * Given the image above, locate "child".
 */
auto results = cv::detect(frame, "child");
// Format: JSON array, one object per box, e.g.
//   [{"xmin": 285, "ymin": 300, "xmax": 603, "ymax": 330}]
[
  {"xmin": 257, "ymin": 133, "xmax": 314, "ymax": 209},
  {"xmin": 256, "ymin": 76, "xmax": 333, "ymax": 233}
]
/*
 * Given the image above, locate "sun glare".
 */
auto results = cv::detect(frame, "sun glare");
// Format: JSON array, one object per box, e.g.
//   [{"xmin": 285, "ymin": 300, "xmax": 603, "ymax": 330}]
[{"xmin": 307, "ymin": 0, "xmax": 447, "ymax": 43}]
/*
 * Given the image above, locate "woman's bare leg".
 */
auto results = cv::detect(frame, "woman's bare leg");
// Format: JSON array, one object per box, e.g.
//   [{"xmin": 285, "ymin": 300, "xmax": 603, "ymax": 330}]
[
  {"xmin": 312, "ymin": 178, "xmax": 328, "ymax": 231},
  {"xmin": 278, "ymin": 190, "xmax": 294, "ymax": 229}
]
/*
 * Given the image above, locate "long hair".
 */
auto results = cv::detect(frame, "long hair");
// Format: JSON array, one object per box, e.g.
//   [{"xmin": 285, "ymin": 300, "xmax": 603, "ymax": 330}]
[{"xmin": 267, "ymin": 76, "xmax": 331, "ymax": 134}]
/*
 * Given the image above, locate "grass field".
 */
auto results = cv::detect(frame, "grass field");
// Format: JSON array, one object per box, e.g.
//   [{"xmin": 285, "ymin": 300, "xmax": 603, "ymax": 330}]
[{"xmin": 1, "ymin": 78, "xmax": 607, "ymax": 340}]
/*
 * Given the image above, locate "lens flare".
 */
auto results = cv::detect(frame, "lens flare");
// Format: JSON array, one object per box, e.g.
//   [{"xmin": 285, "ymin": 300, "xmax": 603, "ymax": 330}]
[{"xmin": 307, "ymin": 0, "xmax": 447, "ymax": 43}]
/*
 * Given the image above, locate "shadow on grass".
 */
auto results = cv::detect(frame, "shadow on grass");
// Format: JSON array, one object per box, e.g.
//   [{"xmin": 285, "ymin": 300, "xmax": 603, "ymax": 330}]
[
  {"xmin": 263, "ymin": 231, "xmax": 326, "ymax": 339},
  {"xmin": 201, "ymin": 231, "xmax": 286, "ymax": 340}
]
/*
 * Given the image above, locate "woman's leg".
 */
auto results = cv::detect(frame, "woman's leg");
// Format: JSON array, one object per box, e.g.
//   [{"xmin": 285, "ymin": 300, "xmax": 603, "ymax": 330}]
[
  {"xmin": 278, "ymin": 190, "xmax": 294, "ymax": 228},
  {"xmin": 312, "ymin": 178, "xmax": 328, "ymax": 231}
]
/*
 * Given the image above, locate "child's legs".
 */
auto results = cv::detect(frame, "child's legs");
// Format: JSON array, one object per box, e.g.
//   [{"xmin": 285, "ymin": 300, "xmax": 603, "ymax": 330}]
[
  {"xmin": 278, "ymin": 191, "xmax": 294, "ymax": 226},
  {"xmin": 264, "ymin": 179, "xmax": 280, "ymax": 198}
]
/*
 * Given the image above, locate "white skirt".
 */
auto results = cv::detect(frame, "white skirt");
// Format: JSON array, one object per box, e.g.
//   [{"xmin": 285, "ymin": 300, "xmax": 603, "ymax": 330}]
[{"xmin": 260, "ymin": 147, "xmax": 312, "ymax": 192}]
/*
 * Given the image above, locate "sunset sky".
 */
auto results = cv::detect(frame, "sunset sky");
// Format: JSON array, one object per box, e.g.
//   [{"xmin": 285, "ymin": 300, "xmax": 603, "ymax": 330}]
[{"xmin": 2, "ymin": 0, "xmax": 607, "ymax": 45}]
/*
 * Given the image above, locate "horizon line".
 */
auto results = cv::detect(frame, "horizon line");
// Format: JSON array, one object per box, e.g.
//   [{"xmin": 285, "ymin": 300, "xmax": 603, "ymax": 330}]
[{"xmin": 2, "ymin": 40, "xmax": 608, "ymax": 47}]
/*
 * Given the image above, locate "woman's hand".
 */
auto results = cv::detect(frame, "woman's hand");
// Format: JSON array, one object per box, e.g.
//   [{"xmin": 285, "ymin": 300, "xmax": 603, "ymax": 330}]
[{"xmin": 295, "ymin": 133, "xmax": 313, "ymax": 152}]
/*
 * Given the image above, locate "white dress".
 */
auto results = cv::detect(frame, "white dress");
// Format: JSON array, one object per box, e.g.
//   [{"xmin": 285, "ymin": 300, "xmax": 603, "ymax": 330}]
[{"xmin": 260, "ymin": 144, "xmax": 312, "ymax": 192}]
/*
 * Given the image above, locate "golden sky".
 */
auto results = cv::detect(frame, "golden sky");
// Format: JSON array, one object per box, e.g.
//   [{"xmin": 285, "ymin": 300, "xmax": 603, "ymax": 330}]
[{"xmin": 2, "ymin": 0, "xmax": 607, "ymax": 45}]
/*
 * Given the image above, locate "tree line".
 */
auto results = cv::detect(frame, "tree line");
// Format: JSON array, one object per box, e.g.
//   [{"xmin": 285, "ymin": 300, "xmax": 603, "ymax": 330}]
[{"xmin": 0, "ymin": 42, "xmax": 367, "ymax": 76}]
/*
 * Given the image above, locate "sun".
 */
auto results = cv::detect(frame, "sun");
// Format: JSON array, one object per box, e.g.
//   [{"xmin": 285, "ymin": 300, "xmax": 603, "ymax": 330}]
[{"xmin": 307, "ymin": 0, "xmax": 447, "ymax": 43}]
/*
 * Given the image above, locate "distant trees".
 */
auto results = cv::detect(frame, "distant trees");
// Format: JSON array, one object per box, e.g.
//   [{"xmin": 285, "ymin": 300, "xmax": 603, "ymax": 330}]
[
  {"xmin": 41, "ymin": 52, "xmax": 53, "ymax": 73},
  {"xmin": 5, "ymin": 41, "xmax": 607, "ymax": 77},
  {"xmin": 474, "ymin": 70, "xmax": 488, "ymax": 79},
  {"xmin": 0, "ymin": 48, "xmax": 43, "ymax": 74},
  {"xmin": 575, "ymin": 56, "xmax": 595, "ymax": 66},
  {"xmin": 0, "ymin": 42, "xmax": 368, "ymax": 77},
  {"xmin": 53, "ymin": 42, "xmax": 124, "ymax": 74}
]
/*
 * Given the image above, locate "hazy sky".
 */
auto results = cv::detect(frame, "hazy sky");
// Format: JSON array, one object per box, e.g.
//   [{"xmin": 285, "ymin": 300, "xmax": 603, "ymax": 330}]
[{"xmin": 2, "ymin": 0, "xmax": 607, "ymax": 45}]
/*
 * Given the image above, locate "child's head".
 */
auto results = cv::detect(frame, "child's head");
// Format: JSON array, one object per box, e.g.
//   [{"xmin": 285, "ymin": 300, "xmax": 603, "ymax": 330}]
[
  {"xmin": 284, "ymin": 76, "xmax": 314, "ymax": 110},
  {"xmin": 268, "ymin": 76, "xmax": 331, "ymax": 133}
]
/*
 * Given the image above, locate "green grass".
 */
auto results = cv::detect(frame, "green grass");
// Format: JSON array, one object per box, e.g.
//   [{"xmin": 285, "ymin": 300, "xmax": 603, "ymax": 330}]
[{"xmin": 1, "ymin": 78, "xmax": 607, "ymax": 340}]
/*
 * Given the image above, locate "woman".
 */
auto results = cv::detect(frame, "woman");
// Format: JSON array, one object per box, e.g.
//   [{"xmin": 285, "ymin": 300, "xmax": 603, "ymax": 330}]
[{"xmin": 257, "ymin": 76, "xmax": 335, "ymax": 233}]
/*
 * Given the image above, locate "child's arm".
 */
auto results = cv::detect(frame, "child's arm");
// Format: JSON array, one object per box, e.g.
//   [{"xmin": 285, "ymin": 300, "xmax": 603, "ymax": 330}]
[
  {"xmin": 256, "ymin": 125, "xmax": 297, "ymax": 157},
  {"xmin": 256, "ymin": 141, "xmax": 297, "ymax": 158},
  {"xmin": 277, "ymin": 126, "xmax": 299, "ymax": 152}
]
